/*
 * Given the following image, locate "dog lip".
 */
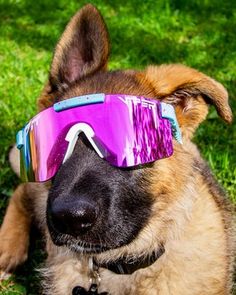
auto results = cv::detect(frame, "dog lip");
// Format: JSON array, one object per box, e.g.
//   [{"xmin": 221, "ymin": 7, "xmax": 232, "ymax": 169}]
[
  {"xmin": 54, "ymin": 233, "xmax": 111, "ymax": 253},
  {"xmin": 47, "ymin": 220, "xmax": 111, "ymax": 253},
  {"xmin": 68, "ymin": 241, "xmax": 111, "ymax": 254}
]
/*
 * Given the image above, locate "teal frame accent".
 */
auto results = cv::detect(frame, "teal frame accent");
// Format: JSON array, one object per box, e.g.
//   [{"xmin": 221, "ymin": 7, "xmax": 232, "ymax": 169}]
[
  {"xmin": 161, "ymin": 102, "xmax": 182, "ymax": 144},
  {"xmin": 16, "ymin": 129, "xmax": 24, "ymax": 149},
  {"xmin": 53, "ymin": 93, "xmax": 105, "ymax": 112}
]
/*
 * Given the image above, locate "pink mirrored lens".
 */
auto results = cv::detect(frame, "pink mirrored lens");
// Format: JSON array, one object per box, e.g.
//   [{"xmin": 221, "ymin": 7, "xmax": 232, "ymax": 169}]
[{"xmin": 19, "ymin": 95, "xmax": 173, "ymax": 182}]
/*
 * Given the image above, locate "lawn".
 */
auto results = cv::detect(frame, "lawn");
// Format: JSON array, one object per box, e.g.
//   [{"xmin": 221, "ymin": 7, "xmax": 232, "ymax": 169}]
[{"xmin": 0, "ymin": 0, "xmax": 235, "ymax": 293}]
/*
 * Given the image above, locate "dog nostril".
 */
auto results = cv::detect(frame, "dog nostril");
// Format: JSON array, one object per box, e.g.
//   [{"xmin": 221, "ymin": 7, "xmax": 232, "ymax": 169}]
[
  {"xmin": 48, "ymin": 199, "xmax": 98, "ymax": 237},
  {"xmin": 72, "ymin": 207, "xmax": 97, "ymax": 229}
]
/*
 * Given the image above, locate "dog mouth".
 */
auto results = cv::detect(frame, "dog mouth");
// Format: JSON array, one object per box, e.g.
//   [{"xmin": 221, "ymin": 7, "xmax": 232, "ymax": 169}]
[
  {"xmin": 52, "ymin": 233, "xmax": 111, "ymax": 254},
  {"xmin": 47, "ymin": 218, "xmax": 112, "ymax": 254},
  {"xmin": 63, "ymin": 239, "xmax": 110, "ymax": 254}
]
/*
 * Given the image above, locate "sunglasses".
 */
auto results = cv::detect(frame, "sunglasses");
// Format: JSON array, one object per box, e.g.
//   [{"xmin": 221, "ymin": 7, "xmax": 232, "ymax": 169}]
[{"xmin": 16, "ymin": 94, "xmax": 182, "ymax": 182}]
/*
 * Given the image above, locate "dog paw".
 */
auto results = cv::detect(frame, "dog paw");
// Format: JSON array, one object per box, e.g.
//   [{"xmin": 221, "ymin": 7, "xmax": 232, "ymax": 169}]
[
  {"xmin": 0, "ymin": 228, "xmax": 29, "ymax": 272},
  {"xmin": 0, "ymin": 270, "xmax": 11, "ymax": 280}
]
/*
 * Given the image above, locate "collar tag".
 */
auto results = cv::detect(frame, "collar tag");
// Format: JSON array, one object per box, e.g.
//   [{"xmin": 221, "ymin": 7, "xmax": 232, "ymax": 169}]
[
  {"xmin": 89, "ymin": 257, "xmax": 101, "ymax": 288},
  {"xmin": 72, "ymin": 257, "xmax": 107, "ymax": 295}
]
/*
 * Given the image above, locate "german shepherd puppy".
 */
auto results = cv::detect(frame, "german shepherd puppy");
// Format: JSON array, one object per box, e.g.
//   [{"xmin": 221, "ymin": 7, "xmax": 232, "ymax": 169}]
[{"xmin": 0, "ymin": 4, "xmax": 235, "ymax": 295}]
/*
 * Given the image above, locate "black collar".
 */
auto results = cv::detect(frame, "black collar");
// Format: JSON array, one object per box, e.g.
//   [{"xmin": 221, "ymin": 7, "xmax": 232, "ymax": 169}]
[{"xmin": 95, "ymin": 246, "xmax": 165, "ymax": 275}]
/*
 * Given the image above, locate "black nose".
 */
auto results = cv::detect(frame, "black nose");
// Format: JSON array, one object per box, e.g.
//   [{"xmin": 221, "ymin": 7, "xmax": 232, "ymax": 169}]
[{"xmin": 48, "ymin": 197, "xmax": 98, "ymax": 237}]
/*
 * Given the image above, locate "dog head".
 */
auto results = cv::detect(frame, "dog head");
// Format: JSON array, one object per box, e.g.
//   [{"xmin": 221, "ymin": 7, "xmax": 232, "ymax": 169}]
[{"xmin": 41, "ymin": 4, "xmax": 232, "ymax": 257}]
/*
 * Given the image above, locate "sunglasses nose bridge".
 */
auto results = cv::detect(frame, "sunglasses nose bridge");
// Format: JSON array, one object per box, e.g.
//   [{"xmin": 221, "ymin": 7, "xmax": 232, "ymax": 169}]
[{"xmin": 63, "ymin": 123, "xmax": 103, "ymax": 163}]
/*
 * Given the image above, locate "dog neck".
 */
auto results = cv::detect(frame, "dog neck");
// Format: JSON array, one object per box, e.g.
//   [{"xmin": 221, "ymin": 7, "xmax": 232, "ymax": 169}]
[
  {"xmin": 94, "ymin": 246, "xmax": 165, "ymax": 275},
  {"xmin": 72, "ymin": 247, "xmax": 165, "ymax": 294}
]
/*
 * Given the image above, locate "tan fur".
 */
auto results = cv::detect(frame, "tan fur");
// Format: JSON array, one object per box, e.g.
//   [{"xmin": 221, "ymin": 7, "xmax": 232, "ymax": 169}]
[
  {"xmin": 0, "ymin": 184, "xmax": 31, "ymax": 272},
  {"xmin": 143, "ymin": 64, "xmax": 232, "ymax": 124},
  {"xmin": 139, "ymin": 64, "xmax": 232, "ymax": 139},
  {"xmin": 38, "ymin": 142, "xmax": 235, "ymax": 294},
  {"xmin": 0, "ymin": 4, "xmax": 235, "ymax": 294}
]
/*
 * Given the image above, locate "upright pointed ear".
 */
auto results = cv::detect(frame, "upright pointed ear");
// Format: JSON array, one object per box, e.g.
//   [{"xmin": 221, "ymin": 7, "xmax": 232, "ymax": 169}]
[
  {"xmin": 143, "ymin": 64, "xmax": 233, "ymax": 139},
  {"xmin": 49, "ymin": 4, "xmax": 109, "ymax": 91}
]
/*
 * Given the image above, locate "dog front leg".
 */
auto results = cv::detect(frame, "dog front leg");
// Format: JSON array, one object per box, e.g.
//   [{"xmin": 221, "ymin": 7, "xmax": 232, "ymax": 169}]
[{"xmin": 0, "ymin": 183, "xmax": 32, "ymax": 272}]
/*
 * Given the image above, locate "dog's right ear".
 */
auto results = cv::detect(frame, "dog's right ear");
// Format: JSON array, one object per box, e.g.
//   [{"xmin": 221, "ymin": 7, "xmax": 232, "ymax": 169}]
[
  {"xmin": 38, "ymin": 4, "xmax": 109, "ymax": 110},
  {"xmin": 50, "ymin": 4, "xmax": 110, "ymax": 87}
]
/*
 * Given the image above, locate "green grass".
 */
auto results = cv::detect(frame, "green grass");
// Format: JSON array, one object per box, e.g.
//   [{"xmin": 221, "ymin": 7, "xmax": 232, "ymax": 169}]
[{"xmin": 0, "ymin": 0, "xmax": 235, "ymax": 293}]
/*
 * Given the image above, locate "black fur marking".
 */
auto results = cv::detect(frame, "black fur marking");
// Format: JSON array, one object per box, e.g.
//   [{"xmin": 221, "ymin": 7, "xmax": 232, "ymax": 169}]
[{"xmin": 47, "ymin": 135, "xmax": 153, "ymax": 253}]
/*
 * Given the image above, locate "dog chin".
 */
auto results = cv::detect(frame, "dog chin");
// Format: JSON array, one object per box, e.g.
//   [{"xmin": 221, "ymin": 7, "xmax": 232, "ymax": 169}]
[{"xmin": 49, "ymin": 230, "xmax": 111, "ymax": 254}]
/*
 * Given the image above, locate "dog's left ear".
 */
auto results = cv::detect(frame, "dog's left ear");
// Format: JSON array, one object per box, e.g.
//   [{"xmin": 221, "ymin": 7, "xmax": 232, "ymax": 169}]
[{"xmin": 143, "ymin": 64, "xmax": 232, "ymax": 138}]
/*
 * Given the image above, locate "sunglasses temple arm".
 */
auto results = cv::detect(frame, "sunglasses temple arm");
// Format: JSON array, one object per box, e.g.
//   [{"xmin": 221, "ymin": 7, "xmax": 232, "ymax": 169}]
[{"xmin": 160, "ymin": 103, "xmax": 182, "ymax": 144}]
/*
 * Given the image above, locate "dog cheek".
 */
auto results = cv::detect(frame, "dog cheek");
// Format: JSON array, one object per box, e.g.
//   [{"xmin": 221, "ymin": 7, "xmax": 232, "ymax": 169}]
[{"xmin": 107, "ymin": 172, "xmax": 153, "ymax": 242}]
